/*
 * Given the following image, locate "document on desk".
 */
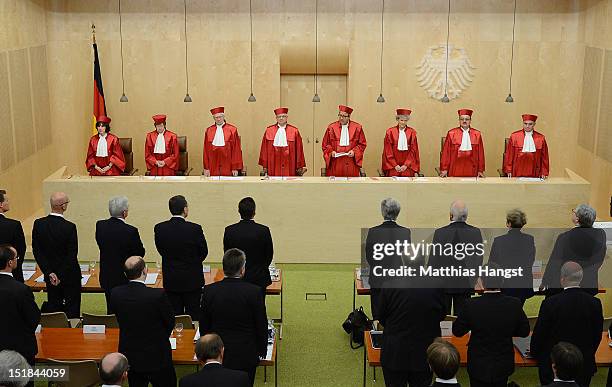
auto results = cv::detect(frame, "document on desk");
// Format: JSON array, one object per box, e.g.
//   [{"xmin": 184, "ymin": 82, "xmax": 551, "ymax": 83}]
[
  {"xmin": 169, "ymin": 337, "xmax": 177, "ymax": 350},
  {"xmin": 22, "ymin": 262, "xmax": 36, "ymax": 271},
  {"xmin": 202, "ymin": 265, "xmax": 211, "ymax": 273},
  {"xmin": 144, "ymin": 273, "xmax": 159, "ymax": 285},
  {"xmin": 193, "ymin": 329, "xmax": 201, "ymax": 343},
  {"xmin": 23, "ymin": 271, "xmax": 36, "ymax": 281},
  {"xmin": 333, "ymin": 152, "xmax": 350, "ymax": 158},
  {"xmin": 81, "ymin": 275, "xmax": 91, "ymax": 286},
  {"xmin": 392, "ymin": 176, "xmax": 411, "ymax": 181},
  {"xmin": 440, "ymin": 321, "xmax": 453, "ymax": 337},
  {"xmin": 513, "ymin": 336, "xmax": 532, "ymax": 358},
  {"xmin": 163, "ymin": 176, "xmax": 187, "ymax": 181},
  {"xmin": 263, "ymin": 342, "xmax": 274, "ymax": 361},
  {"xmin": 210, "ymin": 176, "xmax": 244, "ymax": 181},
  {"xmin": 518, "ymin": 177, "xmax": 544, "ymax": 182},
  {"xmin": 35, "ymin": 275, "xmax": 45, "ymax": 283}
]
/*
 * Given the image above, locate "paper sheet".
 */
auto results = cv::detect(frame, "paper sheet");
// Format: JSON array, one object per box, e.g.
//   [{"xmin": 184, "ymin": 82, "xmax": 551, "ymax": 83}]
[
  {"xmin": 81, "ymin": 275, "xmax": 91, "ymax": 286},
  {"xmin": 23, "ymin": 271, "xmax": 36, "ymax": 281},
  {"xmin": 145, "ymin": 273, "xmax": 159, "ymax": 285}
]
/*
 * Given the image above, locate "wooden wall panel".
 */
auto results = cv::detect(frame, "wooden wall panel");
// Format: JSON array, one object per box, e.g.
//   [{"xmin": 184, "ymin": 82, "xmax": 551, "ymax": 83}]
[
  {"xmin": 596, "ymin": 49, "xmax": 612, "ymax": 162},
  {"xmin": 9, "ymin": 49, "xmax": 35, "ymax": 162},
  {"xmin": 578, "ymin": 46, "xmax": 602, "ymax": 152},
  {"xmin": 30, "ymin": 45, "xmax": 51, "ymax": 150},
  {"xmin": 0, "ymin": 52, "xmax": 15, "ymax": 171}
]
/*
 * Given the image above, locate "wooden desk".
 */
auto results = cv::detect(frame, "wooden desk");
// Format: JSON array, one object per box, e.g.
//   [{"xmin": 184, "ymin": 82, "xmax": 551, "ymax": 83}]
[
  {"xmin": 36, "ymin": 328, "xmax": 277, "ymax": 385},
  {"xmin": 362, "ymin": 331, "xmax": 612, "ymax": 387},
  {"xmin": 42, "ymin": 167, "xmax": 590, "ymax": 264}
]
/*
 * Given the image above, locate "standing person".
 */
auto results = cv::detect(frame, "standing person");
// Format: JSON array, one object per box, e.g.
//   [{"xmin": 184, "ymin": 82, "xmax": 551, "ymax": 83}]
[
  {"xmin": 85, "ymin": 115, "xmax": 126, "ymax": 176},
  {"xmin": 439, "ymin": 109, "xmax": 485, "ymax": 177},
  {"xmin": 322, "ymin": 105, "xmax": 367, "ymax": 177},
  {"xmin": 259, "ymin": 107, "xmax": 306, "ymax": 176},
  {"xmin": 381, "ymin": 108, "xmax": 421, "ymax": 177},
  {"xmin": 0, "ymin": 189, "xmax": 26, "ymax": 282},
  {"xmin": 32, "ymin": 192, "xmax": 81, "ymax": 318},
  {"xmin": 202, "ymin": 107, "xmax": 244, "ymax": 177},
  {"xmin": 503, "ymin": 114, "xmax": 549, "ymax": 178},
  {"xmin": 154, "ymin": 195, "xmax": 208, "ymax": 319},
  {"xmin": 145, "ymin": 114, "xmax": 179, "ymax": 176}
]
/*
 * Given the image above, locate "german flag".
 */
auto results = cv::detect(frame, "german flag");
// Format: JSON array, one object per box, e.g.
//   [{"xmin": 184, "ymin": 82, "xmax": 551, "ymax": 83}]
[{"xmin": 92, "ymin": 42, "xmax": 106, "ymax": 135}]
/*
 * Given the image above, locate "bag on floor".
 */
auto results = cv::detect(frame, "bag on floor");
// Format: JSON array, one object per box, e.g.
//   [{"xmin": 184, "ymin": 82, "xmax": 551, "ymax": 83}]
[{"xmin": 342, "ymin": 306, "xmax": 373, "ymax": 349}]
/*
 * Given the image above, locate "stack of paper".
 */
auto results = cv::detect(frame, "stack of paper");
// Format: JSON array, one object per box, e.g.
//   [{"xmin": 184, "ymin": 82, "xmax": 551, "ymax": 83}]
[{"xmin": 145, "ymin": 273, "xmax": 159, "ymax": 285}]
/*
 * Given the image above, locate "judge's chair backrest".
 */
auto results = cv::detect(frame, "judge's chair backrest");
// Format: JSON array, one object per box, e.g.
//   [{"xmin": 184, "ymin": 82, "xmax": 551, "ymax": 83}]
[
  {"xmin": 47, "ymin": 359, "xmax": 100, "ymax": 387},
  {"xmin": 82, "ymin": 313, "xmax": 119, "ymax": 328},
  {"xmin": 497, "ymin": 138, "xmax": 510, "ymax": 177},
  {"xmin": 177, "ymin": 136, "xmax": 192, "ymax": 176},
  {"xmin": 118, "ymin": 137, "xmax": 138, "ymax": 176}
]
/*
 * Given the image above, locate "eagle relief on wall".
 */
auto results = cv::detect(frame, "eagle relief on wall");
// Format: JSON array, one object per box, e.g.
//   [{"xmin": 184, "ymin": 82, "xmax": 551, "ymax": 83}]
[{"xmin": 416, "ymin": 44, "xmax": 476, "ymax": 101}]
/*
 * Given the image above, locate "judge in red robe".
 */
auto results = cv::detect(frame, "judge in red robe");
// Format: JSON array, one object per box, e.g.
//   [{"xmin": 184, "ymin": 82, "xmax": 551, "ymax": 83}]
[
  {"xmin": 381, "ymin": 108, "xmax": 421, "ymax": 177},
  {"xmin": 202, "ymin": 106, "xmax": 243, "ymax": 176},
  {"xmin": 259, "ymin": 107, "xmax": 307, "ymax": 177},
  {"xmin": 439, "ymin": 109, "xmax": 485, "ymax": 177},
  {"xmin": 145, "ymin": 114, "xmax": 179, "ymax": 176},
  {"xmin": 85, "ymin": 115, "xmax": 126, "ymax": 176},
  {"xmin": 503, "ymin": 114, "xmax": 549, "ymax": 179},
  {"xmin": 322, "ymin": 105, "xmax": 367, "ymax": 177}
]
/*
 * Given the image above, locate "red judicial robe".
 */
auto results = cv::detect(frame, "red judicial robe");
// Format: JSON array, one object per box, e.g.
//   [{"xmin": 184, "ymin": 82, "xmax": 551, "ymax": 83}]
[
  {"xmin": 85, "ymin": 133, "xmax": 126, "ymax": 176},
  {"xmin": 259, "ymin": 124, "xmax": 306, "ymax": 176},
  {"xmin": 439, "ymin": 127, "xmax": 485, "ymax": 177},
  {"xmin": 381, "ymin": 126, "xmax": 420, "ymax": 177},
  {"xmin": 145, "ymin": 130, "xmax": 179, "ymax": 176},
  {"xmin": 202, "ymin": 123, "xmax": 243, "ymax": 176},
  {"xmin": 322, "ymin": 121, "xmax": 367, "ymax": 177},
  {"xmin": 503, "ymin": 129, "xmax": 549, "ymax": 177}
]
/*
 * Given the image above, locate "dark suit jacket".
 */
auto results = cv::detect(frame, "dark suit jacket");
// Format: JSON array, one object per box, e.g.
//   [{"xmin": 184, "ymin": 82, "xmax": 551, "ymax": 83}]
[
  {"xmin": 96, "ymin": 217, "xmax": 145, "ymax": 291},
  {"xmin": 365, "ymin": 221, "xmax": 412, "ymax": 290},
  {"xmin": 488, "ymin": 228, "xmax": 535, "ymax": 300},
  {"xmin": 428, "ymin": 221, "xmax": 484, "ymax": 294},
  {"xmin": 378, "ymin": 276, "xmax": 446, "ymax": 373},
  {"xmin": 0, "ymin": 274, "xmax": 41, "ymax": 361},
  {"xmin": 452, "ymin": 292, "xmax": 530, "ymax": 381},
  {"xmin": 431, "ymin": 382, "xmax": 461, "ymax": 387},
  {"xmin": 154, "ymin": 217, "xmax": 208, "ymax": 292},
  {"xmin": 224, "ymin": 219, "xmax": 273, "ymax": 289},
  {"xmin": 32, "ymin": 214, "xmax": 81, "ymax": 285},
  {"xmin": 110, "ymin": 281, "xmax": 175, "ymax": 372},
  {"xmin": 200, "ymin": 278, "xmax": 268, "ymax": 371},
  {"xmin": 540, "ymin": 382, "xmax": 580, "ymax": 387},
  {"xmin": 541, "ymin": 227, "xmax": 606, "ymax": 295},
  {"xmin": 531, "ymin": 288, "xmax": 603, "ymax": 376},
  {"xmin": 179, "ymin": 363, "xmax": 250, "ymax": 387},
  {"xmin": 0, "ymin": 214, "xmax": 26, "ymax": 282}
]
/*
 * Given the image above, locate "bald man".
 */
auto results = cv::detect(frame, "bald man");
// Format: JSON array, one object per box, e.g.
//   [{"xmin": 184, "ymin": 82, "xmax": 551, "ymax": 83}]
[
  {"xmin": 32, "ymin": 192, "xmax": 81, "ymax": 318},
  {"xmin": 99, "ymin": 352, "xmax": 129, "ymax": 387},
  {"xmin": 531, "ymin": 262, "xmax": 603, "ymax": 387},
  {"xmin": 428, "ymin": 200, "xmax": 484, "ymax": 316}
]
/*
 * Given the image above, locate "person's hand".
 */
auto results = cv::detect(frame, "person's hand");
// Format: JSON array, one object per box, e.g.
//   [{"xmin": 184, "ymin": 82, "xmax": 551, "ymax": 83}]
[
  {"xmin": 262, "ymin": 168, "xmax": 268, "ymax": 176},
  {"xmin": 507, "ymin": 173, "xmax": 512, "ymax": 178},
  {"xmin": 347, "ymin": 150, "xmax": 355, "ymax": 158},
  {"xmin": 331, "ymin": 151, "xmax": 337, "ymax": 158},
  {"xmin": 395, "ymin": 165, "xmax": 402, "ymax": 172},
  {"xmin": 400, "ymin": 165, "xmax": 408, "ymax": 172},
  {"xmin": 439, "ymin": 170, "xmax": 448, "ymax": 178},
  {"xmin": 203, "ymin": 169, "xmax": 210, "ymax": 177},
  {"xmin": 297, "ymin": 167, "xmax": 307, "ymax": 176},
  {"xmin": 477, "ymin": 172, "xmax": 485, "ymax": 178},
  {"xmin": 49, "ymin": 273, "xmax": 60, "ymax": 286},
  {"xmin": 541, "ymin": 175, "xmax": 548, "ymax": 180},
  {"xmin": 413, "ymin": 172, "xmax": 420, "ymax": 177},
  {"xmin": 231, "ymin": 170, "xmax": 238, "ymax": 177},
  {"xmin": 102, "ymin": 165, "xmax": 111, "ymax": 173}
]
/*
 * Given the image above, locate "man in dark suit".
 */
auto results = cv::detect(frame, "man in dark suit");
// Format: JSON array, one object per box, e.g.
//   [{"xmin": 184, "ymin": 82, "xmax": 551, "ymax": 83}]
[
  {"xmin": 428, "ymin": 200, "xmax": 484, "ymax": 316},
  {"xmin": 488, "ymin": 208, "xmax": 535, "ymax": 305},
  {"xmin": 531, "ymin": 261, "xmax": 603, "ymax": 387},
  {"xmin": 0, "ymin": 189, "xmax": 27, "ymax": 282},
  {"xmin": 541, "ymin": 204, "xmax": 606, "ymax": 296},
  {"xmin": 179, "ymin": 333, "xmax": 250, "ymax": 387},
  {"xmin": 224, "ymin": 197, "xmax": 273, "ymax": 296},
  {"xmin": 540, "ymin": 342, "xmax": 583, "ymax": 387},
  {"xmin": 96, "ymin": 196, "xmax": 145, "ymax": 314},
  {"xmin": 99, "ymin": 352, "xmax": 129, "ymax": 387},
  {"xmin": 427, "ymin": 339, "xmax": 461, "ymax": 387},
  {"xmin": 365, "ymin": 198, "xmax": 412, "ymax": 320},
  {"xmin": 452, "ymin": 263, "xmax": 530, "ymax": 387},
  {"xmin": 154, "ymin": 195, "xmax": 207, "ymax": 319},
  {"xmin": 377, "ymin": 272, "xmax": 446, "ymax": 387},
  {"xmin": 199, "ymin": 249, "xmax": 268, "ymax": 386},
  {"xmin": 111, "ymin": 256, "xmax": 176, "ymax": 387},
  {"xmin": 32, "ymin": 192, "xmax": 81, "ymax": 318},
  {"xmin": 0, "ymin": 246, "xmax": 41, "ymax": 375}
]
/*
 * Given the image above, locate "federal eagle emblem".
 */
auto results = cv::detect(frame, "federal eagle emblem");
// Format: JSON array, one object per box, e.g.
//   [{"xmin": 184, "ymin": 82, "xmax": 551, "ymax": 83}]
[{"xmin": 416, "ymin": 44, "xmax": 476, "ymax": 101}]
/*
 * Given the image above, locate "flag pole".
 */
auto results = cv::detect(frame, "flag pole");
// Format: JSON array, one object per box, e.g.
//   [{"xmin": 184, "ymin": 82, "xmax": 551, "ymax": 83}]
[{"xmin": 91, "ymin": 23, "xmax": 96, "ymax": 44}]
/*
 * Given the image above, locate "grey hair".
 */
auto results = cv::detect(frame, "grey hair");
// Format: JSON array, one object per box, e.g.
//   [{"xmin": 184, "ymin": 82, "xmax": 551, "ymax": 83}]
[
  {"xmin": 450, "ymin": 201, "xmax": 468, "ymax": 222},
  {"xmin": 0, "ymin": 350, "xmax": 30, "ymax": 387},
  {"xmin": 574, "ymin": 204, "xmax": 596, "ymax": 227},
  {"xmin": 395, "ymin": 114, "xmax": 410, "ymax": 121},
  {"xmin": 108, "ymin": 196, "xmax": 129, "ymax": 218},
  {"xmin": 381, "ymin": 198, "xmax": 401, "ymax": 221},
  {"xmin": 560, "ymin": 261, "xmax": 583, "ymax": 286}
]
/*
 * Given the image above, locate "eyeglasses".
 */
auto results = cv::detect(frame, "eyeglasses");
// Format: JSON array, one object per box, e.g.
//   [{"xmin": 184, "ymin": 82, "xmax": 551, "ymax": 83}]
[
  {"xmin": 338, "ymin": 114, "xmax": 350, "ymax": 118},
  {"xmin": 58, "ymin": 201, "xmax": 70, "ymax": 206}
]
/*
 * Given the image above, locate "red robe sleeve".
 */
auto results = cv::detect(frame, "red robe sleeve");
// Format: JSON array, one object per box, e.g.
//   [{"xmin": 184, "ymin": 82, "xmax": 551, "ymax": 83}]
[
  {"xmin": 321, "ymin": 125, "xmax": 334, "ymax": 169},
  {"xmin": 439, "ymin": 132, "xmax": 453, "ymax": 172},
  {"xmin": 109, "ymin": 136, "xmax": 126, "ymax": 172},
  {"xmin": 202, "ymin": 128, "xmax": 210, "ymax": 170},
  {"xmin": 476, "ymin": 132, "xmax": 485, "ymax": 173},
  {"xmin": 381, "ymin": 129, "xmax": 397, "ymax": 172},
  {"xmin": 294, "ymin": 129, "xmax": 306, "ymax": 170},
  {"xmin": 230, "ymin": 129, "xmax": 244, "ymax": 171},
  {"xmin": 85, "ymin": 136, "xmax": 97, "ymax": 172},
  {"xmin": 163, "ymin": 133, "xmax": 179, "ymax": 170},
  {"xmin": 503, "ymin": 133, "xmax": 516, "ymax": 175},
  {"xmin": 404, "ymin": 131, "xmax": 420, "ymax": 172},
  {"xmin": 258, "ymin": 129, "xmax": 269, "ymax": 169},
  {"xmin": 540, "ymin": 136, "xmax": 549, "ymax": 176},
  {"xmin": 144, "ymin": 133, "xmax": 157, "ymax": 170},
  {"xmin": 352, "ymin": 124, "xmax": 367, "ymax": 167}
]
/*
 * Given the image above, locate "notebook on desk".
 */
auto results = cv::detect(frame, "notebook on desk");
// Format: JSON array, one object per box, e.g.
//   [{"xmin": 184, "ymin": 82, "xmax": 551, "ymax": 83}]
[{"xmin": 513, "ymin": 336, "xmax": 533, "ymax": 359}]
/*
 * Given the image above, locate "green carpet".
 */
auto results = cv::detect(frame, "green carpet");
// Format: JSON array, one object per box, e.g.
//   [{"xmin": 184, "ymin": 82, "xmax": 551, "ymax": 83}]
[{"xmin": 32, "ymin": 264, "xmax": 609, "ymax": 386}]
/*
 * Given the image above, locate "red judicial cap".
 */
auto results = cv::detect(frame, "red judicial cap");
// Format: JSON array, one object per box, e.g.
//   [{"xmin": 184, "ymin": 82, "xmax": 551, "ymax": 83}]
[
  {"xmin": 522, "ymin": 114, "xmax": 538, "ymax": 122},
  {"xmin": 97, "ymin": 115, "xmax": 111, "ymax": 124},
  {"xmin": 152, "ymin": 114, "xmax": 167, "ymax": 124},
  {"xmin": 274, "ymin": 107, "xmax": 289, "ymax": 115},
  {"xmin": 338, "ymin": 105, "xmax": 353, "ymax": 114},
  {"xmin": 458, "ymin": 109, "xmax": 473, "ymax": 117},
  {"xmin": 396, "ymin": 108, "xmax": 412, "ymax": 116},
  {"xmin": 210, "ymin": 107, "xmax": 225, "ymax": 115}
]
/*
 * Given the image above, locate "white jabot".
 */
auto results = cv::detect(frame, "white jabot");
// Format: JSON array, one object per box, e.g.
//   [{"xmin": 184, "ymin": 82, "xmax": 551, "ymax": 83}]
[
  {"xmin": 339, "ymin": 124, "xmax": 350, "ymax": 146},
  {"xmin": 153, "ymin": 131, "xmax": 166, "ymax": 154},
  {"xmin": 397, "ymin": 128, "xmax": 409, "ymax": 151},
  {"xmin": 212, "ymin": 124, "xmax": 226, "ymax": 147},
  {"xmin": 96, "ymin": 134, "xmax": 108, "ymax": 157},
  {"xmin": 522, "ymin": 130, "xmax": 536, "ymax": 153},
  {"xmin": 273, "ymin": 125, "xmax": 288, "ymax": 147},
  {"xmin": 459, "ymin": 128, "xmax": 472, "ymax": 151}
]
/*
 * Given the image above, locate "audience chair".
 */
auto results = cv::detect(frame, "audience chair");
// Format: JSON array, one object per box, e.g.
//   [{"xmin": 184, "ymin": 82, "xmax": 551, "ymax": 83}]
[
  {"xmin": 603, "ymin": 316, "xmax": 611, "ymax": 331},
  {"xmin": 175, "ymin": 314, "xmax": 195, "ymax": 330},
  {"xmin": 81, "ymin": 313, "xmax": 119, "ymax": 328},
  {"xmin": 47, "ymin": 359, "xmax": 100, "ymax": 387},
  {"xmin": 177, "ymin": 136, "xmax": 192, "ymax": 176},
  {"xmin": 40, "ymin": 312, "xmax": 81, "ymax": 328},
  {"xmin": 496, "ymin": 138, "xmax": 509, "ymax": 177},
  {"xmin": 527, "ymin": 316, "xmax": 538, "ymax": 331},
  {"xmin": 118, "ymin": 137, "xmax": 138, "ymax": 175}
]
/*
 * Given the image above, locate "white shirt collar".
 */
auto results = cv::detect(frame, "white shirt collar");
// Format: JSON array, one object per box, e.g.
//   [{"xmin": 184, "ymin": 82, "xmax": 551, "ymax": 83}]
[
  {"xmin": 553, "ymin": 378, "xmax": 576, "ymax": 383},
  {"xmin": 0, "ymin": 212, "xmax": 5, "ymax": 217},
  {"xmin": 113, "ymin": 216, "xmax": 127, "ymax": 223},
  {"xmin": 483, "ymin": 290, "xmax": 501, "ymax": 293},
  {"xmin": 435, "ymin": 377, "xmax": 459, "ymax": 384},
  {"xmin": 563, "ymin": 286, "xmax": 580, "ymax": 290},
  {"xmin": 49, "ymin": 212, "xmax": 64, "ymax": 218},
  {"xmin": 171, "ymin": 215, "xmax": 185, "ymax": 219},
  {"xmin": 0, "ymin": 272, "xmax": 13, "ymax": 277},
  {"xmin": 101, "ymin": 385, "xmax": 123, "ymax": 387},
  {"xmin": 204, "ymin": 360, "xmax": 222, "ymax": 366},
  {"xmin": 130, "ymin": 279, "xmax": 145, "ymax": 284}
]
